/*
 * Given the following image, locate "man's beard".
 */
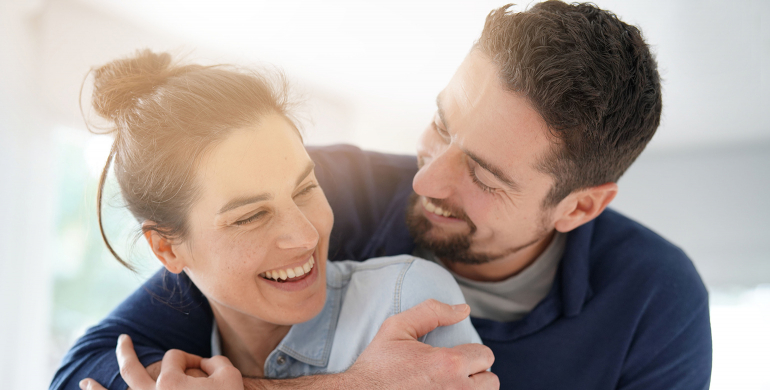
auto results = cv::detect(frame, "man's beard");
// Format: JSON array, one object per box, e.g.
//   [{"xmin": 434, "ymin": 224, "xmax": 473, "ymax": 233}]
[{"xmin": 405, "ymin": 192, "xmax": 548, "ymax": 265}]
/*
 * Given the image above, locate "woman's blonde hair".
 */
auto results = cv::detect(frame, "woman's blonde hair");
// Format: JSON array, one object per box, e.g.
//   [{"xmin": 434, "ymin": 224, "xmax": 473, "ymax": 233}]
[{"xmin": 88, "ymin": 49, "xmax": 295, "ymax": 270}]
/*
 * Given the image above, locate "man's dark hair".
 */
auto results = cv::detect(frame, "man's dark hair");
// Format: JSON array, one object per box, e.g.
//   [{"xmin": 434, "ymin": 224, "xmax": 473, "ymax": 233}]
[{"xmin": 475, "ymin": 1, "xmax": 662, "ymax": 206}]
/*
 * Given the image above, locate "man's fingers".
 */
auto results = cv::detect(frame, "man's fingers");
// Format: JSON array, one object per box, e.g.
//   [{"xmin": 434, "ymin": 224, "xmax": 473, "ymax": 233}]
[
  {"xmin": 382, "ymin": 299, "xmax": 471, "ymax": 340},
  {"xmin": 468, "ymin": 371, "xmax": 501, "ymax": 390},
  {"xmin": 448, "ymin": 343, "xmax": 496, "ymax": 375},
  {"xmin": 116, "ymin": 335, "xmax": 157, "ymax": 390}
]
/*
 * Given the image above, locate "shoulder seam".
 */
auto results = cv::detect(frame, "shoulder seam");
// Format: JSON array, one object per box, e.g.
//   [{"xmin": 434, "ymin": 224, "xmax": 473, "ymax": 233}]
[{"xmin": 393, "ymin": 257, "xmax": 416, "ymax": 316}]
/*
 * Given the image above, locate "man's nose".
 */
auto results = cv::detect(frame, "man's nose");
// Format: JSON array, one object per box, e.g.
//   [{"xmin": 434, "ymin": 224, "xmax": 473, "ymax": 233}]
[
  {"xmin": 413, "ymin": 144, "xmax": 464, "ymax": 200},
  {"xmin": 275, "ymin": 205, "xmax": 319, "ymax": 251}
]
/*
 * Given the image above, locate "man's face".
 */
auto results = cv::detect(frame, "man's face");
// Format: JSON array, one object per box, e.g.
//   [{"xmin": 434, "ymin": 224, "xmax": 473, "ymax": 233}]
[{"xmin": 407, "ymin": 50, "xmax": 560, "ymax": 276}]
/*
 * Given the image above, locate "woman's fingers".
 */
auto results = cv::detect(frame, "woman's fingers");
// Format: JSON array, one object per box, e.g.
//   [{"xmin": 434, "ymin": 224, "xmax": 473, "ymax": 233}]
[
  {"xmin": 199, "ymin": 355, "xmax": 234, "ymax": 375},
  {"xmin": 200, "ymin": 356, "xmax": 245, "ymax": 390},
  {"xmin": 159, "ymin": 349, "xmax": 203, "ymax": 375},
  {"xmin": 116, "ymin": 334, "xmax": 157, "ymax": 390},
  {"xmin": 79, "ymin": 378, "xmax": 108, "ymax": 390}
]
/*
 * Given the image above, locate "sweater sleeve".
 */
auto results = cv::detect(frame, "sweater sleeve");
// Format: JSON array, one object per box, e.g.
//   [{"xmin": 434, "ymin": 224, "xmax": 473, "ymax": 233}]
[
  {"xmin": 616, "ymin": 297, "xmax": 712, "ymax": 390},
  {"xmin": 614, "ymin": 244, "xmax": 713, "ymax": 390},
  {"xmin": 49, "ymin": 270, "xmax": 214, "ymax": 390},
  {"xmin": 398, "ymin": 258, "xmax": 483, "ymax": 347}
]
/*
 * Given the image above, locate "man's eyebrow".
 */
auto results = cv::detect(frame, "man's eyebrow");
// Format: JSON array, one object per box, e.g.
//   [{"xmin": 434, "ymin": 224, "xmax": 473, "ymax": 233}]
[
  {"xmin": 436, "ymin": 94, "xmax": 449, "ymax": 129},
  {"xmin": 218, "ymin": 161, "xmax": 316, "ymax": 215},
  {"xmin": 464, "ymin": 150, "xmax": 521, "ymax": 192}
]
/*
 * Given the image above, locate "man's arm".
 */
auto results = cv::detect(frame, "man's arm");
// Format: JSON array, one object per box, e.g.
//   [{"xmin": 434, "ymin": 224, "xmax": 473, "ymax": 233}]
[
  {"xmin": 50, "ymin": 270, "xmax": 213, "ymax": 390},
  {"xmin": 617, "ymin": 299, "xmax": 712, "ymax": 390},
  {"xmin": 81, "ymin": 300, "xmax": 498, "ymax": 390},
  {"xmin": 613, "ymin": 238, "xmax": 713, "ymax": 390}
]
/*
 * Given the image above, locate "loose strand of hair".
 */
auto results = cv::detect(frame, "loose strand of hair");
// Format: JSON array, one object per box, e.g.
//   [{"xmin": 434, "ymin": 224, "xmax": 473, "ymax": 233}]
[{"xmin": 97, "ymin": 143, "xmax": 135, "ymax": 272}]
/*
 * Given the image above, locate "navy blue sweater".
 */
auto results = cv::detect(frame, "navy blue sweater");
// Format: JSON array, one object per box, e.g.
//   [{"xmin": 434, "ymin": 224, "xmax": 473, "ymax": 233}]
[{"xmin": 50, "ymin": 145, "xmax": 712, "ymax": 390}]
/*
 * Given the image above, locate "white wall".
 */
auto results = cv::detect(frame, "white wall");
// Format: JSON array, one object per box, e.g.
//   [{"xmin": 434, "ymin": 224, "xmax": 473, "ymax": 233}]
[{"xmin": 0, "ymin": 1, "xmax": 54, "ymax": 388}]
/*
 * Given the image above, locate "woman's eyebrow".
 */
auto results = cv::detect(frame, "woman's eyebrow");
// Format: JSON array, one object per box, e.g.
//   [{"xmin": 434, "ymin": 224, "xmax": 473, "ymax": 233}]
[
  {"xmin": 295, "ymin": 161, "xmax": 316, "ymax": 187},
  {"xmin": 217, "ymin": 161, "xmax": 316, "ymax": 215},
  {"xmin": 218, "ymin": 193, "xmax": 273, "ymax": 215}
]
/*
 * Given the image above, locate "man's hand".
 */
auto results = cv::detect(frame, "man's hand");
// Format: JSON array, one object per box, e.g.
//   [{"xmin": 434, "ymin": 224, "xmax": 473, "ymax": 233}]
[
  {"xmin": 80, "ymin": 300, "xmax": 497, "ymax": 390},
  {"xmin": 340, "ymin": 299, "xmax": 498, "ymax": 390},
  {"xmin": 78, "ymin": 335, "xmax": 242, "ymax": 390}
]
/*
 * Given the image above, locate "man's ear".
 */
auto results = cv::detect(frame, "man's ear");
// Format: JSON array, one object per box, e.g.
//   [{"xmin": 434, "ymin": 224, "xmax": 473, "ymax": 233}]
[
  {"xmin": 143, "ymin": 222, "xmax": 186, "ymax": 274},
  {"xmin": 553, "ymin": 182, "xmax": 618, "ymax": 233}
]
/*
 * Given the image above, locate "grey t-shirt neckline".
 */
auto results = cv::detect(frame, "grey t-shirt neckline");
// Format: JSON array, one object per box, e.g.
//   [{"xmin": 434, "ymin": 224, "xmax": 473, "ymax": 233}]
[{"xmin": 415, "ymin": 232, "xmax": 566, "ymax": 322}]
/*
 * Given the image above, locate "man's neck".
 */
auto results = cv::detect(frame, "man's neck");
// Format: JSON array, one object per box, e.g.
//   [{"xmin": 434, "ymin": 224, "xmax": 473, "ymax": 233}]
[{"xmin": 441, "ymin": 230, "xmax": 556, "ymax": 282}]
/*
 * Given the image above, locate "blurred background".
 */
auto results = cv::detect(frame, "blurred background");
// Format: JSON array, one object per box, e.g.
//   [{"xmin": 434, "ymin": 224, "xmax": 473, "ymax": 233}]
[{"xmin": 0, "ymin": 0, "xmax": 768, "ymax": 388}]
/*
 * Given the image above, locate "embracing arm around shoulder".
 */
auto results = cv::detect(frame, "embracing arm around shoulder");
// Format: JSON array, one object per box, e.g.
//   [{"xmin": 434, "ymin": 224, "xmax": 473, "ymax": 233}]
[{"xmin": 79, "ymin": 300, "xmax": 497, "ymax": 390}]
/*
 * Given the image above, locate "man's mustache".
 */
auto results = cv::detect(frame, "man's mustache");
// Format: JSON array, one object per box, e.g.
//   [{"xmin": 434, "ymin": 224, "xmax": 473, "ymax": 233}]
[{"xmin": 422, "ymin": 195, "xmax": 477, "ymax": 234}]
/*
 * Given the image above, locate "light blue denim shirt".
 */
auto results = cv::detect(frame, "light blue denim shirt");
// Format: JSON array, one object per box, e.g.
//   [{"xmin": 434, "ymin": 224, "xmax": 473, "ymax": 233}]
[{"xmin": 211, "ymin": 255, "xmax": 482, "ymax": 378}]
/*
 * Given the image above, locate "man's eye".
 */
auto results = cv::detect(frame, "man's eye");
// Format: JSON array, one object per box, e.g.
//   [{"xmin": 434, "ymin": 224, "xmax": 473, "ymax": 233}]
[
  {"xmin": 466, "ymin": 161, "xmax": 497, "ymax": 194},
  {"xmin": 433, "ymin": 122, "xmax": 450, "ymax": 141}
]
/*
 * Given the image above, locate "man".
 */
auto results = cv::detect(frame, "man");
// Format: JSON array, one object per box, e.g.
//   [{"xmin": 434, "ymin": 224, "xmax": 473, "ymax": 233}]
[{"xmin": 54, "ymin": 2, "xmax": 712, "ymax": 389}]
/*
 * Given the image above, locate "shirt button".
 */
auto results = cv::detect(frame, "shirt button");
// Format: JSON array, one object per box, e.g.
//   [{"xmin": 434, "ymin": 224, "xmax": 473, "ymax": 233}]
[{"xmin": 276, "ymin": 355, "xmax": 286, "ymax": 365}]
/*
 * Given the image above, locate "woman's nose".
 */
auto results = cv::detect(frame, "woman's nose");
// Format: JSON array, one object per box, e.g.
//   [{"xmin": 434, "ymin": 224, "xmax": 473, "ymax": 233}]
[{"xmin": 275, "ymin": 206, "xmax": 319, "ymax": 251}]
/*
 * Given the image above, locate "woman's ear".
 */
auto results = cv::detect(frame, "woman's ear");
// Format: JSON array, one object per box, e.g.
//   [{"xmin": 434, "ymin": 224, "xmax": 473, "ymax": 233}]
[
  {"xmin": 553, "ymin": 182, "xmax": 618, "ymax": 233},
  {"xmin": 142, "ymin": 222, "xmax": 186, "ymax": 274}
]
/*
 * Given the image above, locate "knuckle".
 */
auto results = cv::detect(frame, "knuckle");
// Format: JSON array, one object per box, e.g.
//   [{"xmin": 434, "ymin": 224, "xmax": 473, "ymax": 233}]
[
  {"xmin": 437, "ymin": 349, "xmax": 464, "ymax": 373},
  {"xmin": 119, "ymin": 363, "xmax": 133, "ymax": 378},
  {"xmin": 156, "ymin": 373, "xmax": 173, "ymax": 389},
  {"xmin": 163, "ymin": 349, "xmax": 182, "ymax": 360},
  {"xmin": 379, "ymin": 316, "xmax": 399, "ymax": 333},
  {"xmin": 423, "ymin": 298, "xmax": 440, "ymax": 307},
  {"xmin": 210, "ymin": 355, "xmax": 231, "ymax": 365},
  {"xmin": 484, "ymin": 347, "xmax": 496, "ymax": 364}
]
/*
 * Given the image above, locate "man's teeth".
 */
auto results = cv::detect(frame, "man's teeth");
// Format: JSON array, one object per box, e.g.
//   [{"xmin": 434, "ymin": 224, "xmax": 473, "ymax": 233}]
[
  {"xmin": 260, "ymin": 256, "xmax": 315, "ymax": 281},
  {"xmin": 421, "ymin": 197, "xmax": 452, "ymax": 217}
]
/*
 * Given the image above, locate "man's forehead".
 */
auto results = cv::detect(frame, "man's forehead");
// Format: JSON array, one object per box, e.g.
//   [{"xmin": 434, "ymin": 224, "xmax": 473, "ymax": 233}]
[{"xmin": 437, "ymin": 51, "xmax": 552, "ymax": 178}]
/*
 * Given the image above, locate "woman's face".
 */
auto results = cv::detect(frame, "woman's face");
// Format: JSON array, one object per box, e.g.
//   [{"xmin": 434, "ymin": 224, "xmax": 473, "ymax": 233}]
[{"xmin": 173, "ymin": 114, "xmax": 333, "ymax": 325}]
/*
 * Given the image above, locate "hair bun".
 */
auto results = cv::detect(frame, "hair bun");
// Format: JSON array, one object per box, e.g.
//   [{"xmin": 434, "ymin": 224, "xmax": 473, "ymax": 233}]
[{"xmin": 91, "ymin": 49, "xmax": 173, "ymax": 120}]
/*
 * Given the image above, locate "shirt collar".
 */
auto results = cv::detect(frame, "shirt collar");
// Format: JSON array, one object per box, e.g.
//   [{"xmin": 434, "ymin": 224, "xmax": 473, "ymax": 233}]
[
  {"xmin": 559, "ymin": 216, "xmax": 595, "ymax": 317},
  {"xmin": 210, "ymin": 263, "xmax": 345, "ymax": 368}
]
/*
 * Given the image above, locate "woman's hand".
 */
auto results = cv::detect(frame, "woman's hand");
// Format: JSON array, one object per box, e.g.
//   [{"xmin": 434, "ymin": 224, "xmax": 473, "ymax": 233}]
[{"xmin": 78, "ymin": 335, "xmax": 243, "ymax": 390}]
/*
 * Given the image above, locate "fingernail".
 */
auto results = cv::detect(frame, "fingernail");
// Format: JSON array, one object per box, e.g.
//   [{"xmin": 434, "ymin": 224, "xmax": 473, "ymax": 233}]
[
  {"xmin": 453, "ymin": 303, "xmax": 469, "ymax": 312},
  {"xmin": 118, "ymin": 334, "xmax": 127, "ymax": 344},
  {"xmin": 78, "ymin": 379, "xmax": 88, "ymax": 390}
]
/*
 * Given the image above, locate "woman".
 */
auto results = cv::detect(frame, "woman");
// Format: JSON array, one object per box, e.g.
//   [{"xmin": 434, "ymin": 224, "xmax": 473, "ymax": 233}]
[{"xmin": 57, "ymin": 50, "xmax": 480, "ymax": 390}]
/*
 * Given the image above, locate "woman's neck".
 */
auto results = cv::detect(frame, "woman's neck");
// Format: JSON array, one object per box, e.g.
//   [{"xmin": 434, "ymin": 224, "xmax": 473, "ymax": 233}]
[{"xmin": 209, "ymin": 302, "xmax": 291, "ymax": 377}]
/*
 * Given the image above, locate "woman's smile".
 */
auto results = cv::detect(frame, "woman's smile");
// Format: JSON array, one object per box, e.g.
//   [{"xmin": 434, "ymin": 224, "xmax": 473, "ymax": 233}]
[{"xmin": 258, "ymin": 251, "xmax": 320, "ymax": 292}]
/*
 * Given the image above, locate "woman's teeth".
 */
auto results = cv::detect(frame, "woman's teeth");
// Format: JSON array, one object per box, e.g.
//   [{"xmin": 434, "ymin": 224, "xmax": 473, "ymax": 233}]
[
  {"xmin": 422, "ymin": 197, "xmax": 452, "ymax": 218},
  {"xmin": 260, "ymin": 256, "xmax": 315, "ymax": 282}
]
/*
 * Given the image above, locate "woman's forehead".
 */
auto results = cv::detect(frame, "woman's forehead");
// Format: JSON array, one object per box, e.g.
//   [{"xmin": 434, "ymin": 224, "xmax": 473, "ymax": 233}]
[{"xmin": 196, "ymin": 116, "xmax": 310, "ymax": 204}]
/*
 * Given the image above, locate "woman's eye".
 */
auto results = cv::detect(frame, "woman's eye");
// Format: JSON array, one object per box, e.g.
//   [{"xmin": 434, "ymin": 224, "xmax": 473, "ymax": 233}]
[
  {"xmin": 235, "ymin": 211, "xmax": 267, "ymax": 226},
  {"xmin": 295, "ymin": 183, "xmax": 318, "ymax": 198}
]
